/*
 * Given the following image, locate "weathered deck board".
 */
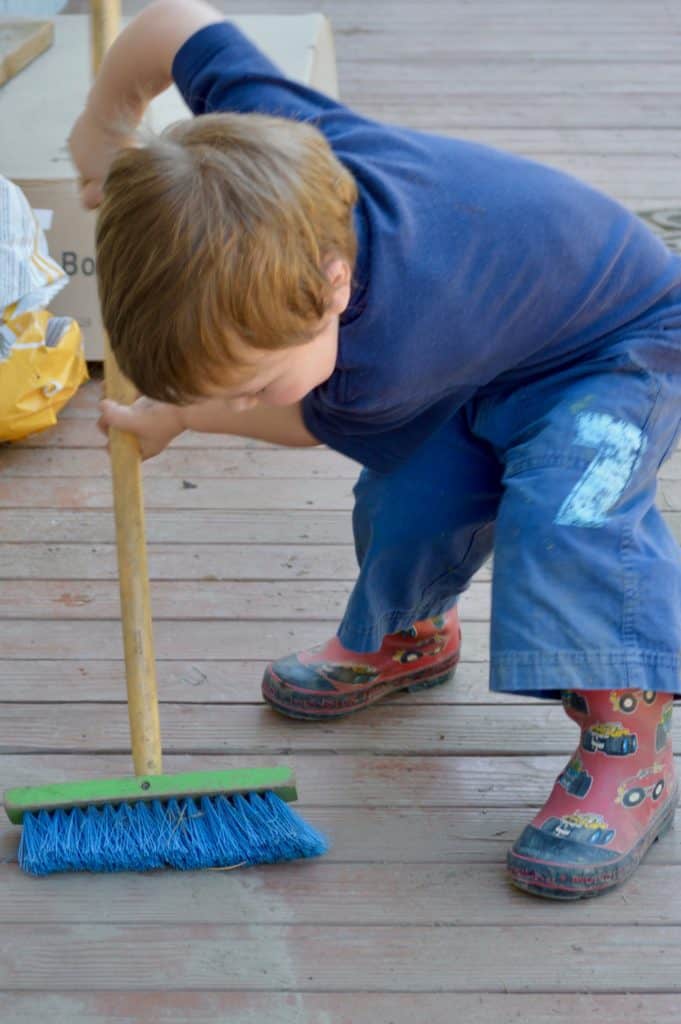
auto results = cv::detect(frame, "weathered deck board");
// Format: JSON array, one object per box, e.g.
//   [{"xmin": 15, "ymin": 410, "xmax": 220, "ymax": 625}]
[
  {"xmin": 4, "ymin": 0, "xmax": 681, "ymax": 1016},
  {"xmin": 0, "ymin": 578, "xmax": 356, "ymax": 619},
  {"xmin": 0, "ymin": 657, "xmax": 500, "ymax": 703},
  {"xmin": 0, "ymin": 544, "xmax": 360, "ymax": 580},
  {"xmin": 3, "ymin": 922, "xmax": 681, "ymax": 991},
  {"xmin": 0, "ymin": 617, "xmax": 492, "ymax": 659},
  {"xmin": 0, "ymin": 702, "xmax": 587, "ymax": 754},
  {"xmin": 0, "ymin": 476, "xmax": 355, "ymax": 509},
  {"xmin": 0, "ymin": 445, "xmax": 358, "ymax": 478},
  {"xmin": 0, "ymin": 861, "xmax": 678, "ymax": 925},
  {"xmin": 2, "ymin": 700, "xmax": 677, "ymax": 756},
  {"xmin": 0, "ymin": 509, "xmax": 355, "ymax": 543},
  {"xmin": 0, "ymin": 578, "xmax": 487, "ymax": 618},
  {"xmin": 1, "ymin": 993, "xmax": 679, "ymax": 1024}
]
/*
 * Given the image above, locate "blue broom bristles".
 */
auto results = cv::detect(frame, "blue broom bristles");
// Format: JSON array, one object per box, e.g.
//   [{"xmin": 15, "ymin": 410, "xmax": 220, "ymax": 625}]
[{"xmin": 18, "ymin": 791, "xmax": 328, "ymax": 876}]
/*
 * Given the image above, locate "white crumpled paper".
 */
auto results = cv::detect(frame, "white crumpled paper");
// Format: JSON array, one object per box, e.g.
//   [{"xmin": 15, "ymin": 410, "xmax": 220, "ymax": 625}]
[{"xmin": 0, "ymin": 173, "xmax": 68, "ymax": 318}]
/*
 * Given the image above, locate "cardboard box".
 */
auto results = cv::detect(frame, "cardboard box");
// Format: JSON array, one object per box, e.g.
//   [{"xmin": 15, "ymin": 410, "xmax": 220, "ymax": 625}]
[{"xmin": 1, "ymin": 13, "xmax": 338, "ymax": 358}]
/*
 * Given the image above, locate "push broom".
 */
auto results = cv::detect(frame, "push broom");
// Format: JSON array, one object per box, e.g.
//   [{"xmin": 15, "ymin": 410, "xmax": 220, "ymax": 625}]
[{"xmin": 3, "ymin": 0, "xmax": 327, "ymax": 876}]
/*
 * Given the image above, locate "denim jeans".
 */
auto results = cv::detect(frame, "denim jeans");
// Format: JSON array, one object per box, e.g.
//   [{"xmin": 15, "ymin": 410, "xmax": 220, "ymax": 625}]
[{"xmin": 337, "ymin": 326, "xmax": 681, "ymax": 700}]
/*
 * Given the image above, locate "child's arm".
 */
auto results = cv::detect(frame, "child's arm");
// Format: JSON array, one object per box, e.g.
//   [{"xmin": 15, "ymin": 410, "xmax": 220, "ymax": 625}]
[
  {"xmin": 99, "ymin": 395, "xmax": 320, "ymax": 460},
  {"xmin": 70, "ymin": 0, "xmax": 223, "ymax": 207}
]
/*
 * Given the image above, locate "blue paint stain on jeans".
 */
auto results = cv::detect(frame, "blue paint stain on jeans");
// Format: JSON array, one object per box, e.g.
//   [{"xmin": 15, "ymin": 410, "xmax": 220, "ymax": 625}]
[{"xmin": 555, "ymin": 412, "xmax": 647, "ymax": 528}]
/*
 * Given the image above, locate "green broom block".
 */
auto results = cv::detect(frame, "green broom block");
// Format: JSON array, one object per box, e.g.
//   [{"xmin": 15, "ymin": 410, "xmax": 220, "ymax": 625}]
[{"xmin": 4, "ymin": 766, "xmax": 298, "ymax": 824}]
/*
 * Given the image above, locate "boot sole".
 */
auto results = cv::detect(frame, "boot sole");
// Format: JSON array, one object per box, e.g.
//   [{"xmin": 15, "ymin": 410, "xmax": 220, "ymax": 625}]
[
  {"xmin": 262, "ymin": 655, "xmax": 459, "ymax": 721},
  {"xmin": 507, "ymin": 784, "xmax": 678, "ymax": 900}
]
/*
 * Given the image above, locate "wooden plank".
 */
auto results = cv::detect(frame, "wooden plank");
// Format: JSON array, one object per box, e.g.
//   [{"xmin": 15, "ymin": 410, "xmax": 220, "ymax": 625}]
[
  {"xmin": 1, "ymin": 993, "xmax": 680, "ymax": 1024},
  {"xmin": 3, "ymin": 700, "xmax": 681, "ymax": 757},
  {"xmin": 261, "ymin": 805, "xmax": 681, "ymax": 867},
  {"xmin": 236, "ymin": 2, "xmax": 681, "ymax": 30},
  {"xmin": 0, "ymin": 578, "xmax": 355, "ymax": 620},
  {"xmin": 350, "ymin": 96, "xmax": 681, "ymax": 131},
  {"xmin": 0, "ymin": 477, "xmax": 355, "ymax": 510},
  {"xmin": 0, "ymin": 510, "xmax": 355, "ymax": 544},
  {"xmin": 322, "ymin": 1, "xmax": 675, "ymax": 15},
  {"xmin": 0, "ymin": 658, "xmax": 502, "ymax": 704},
  {"xmin": 1, "ymin": 860, "xmax": 680, "ymax": 926},
  {"xmin": 0, "ymin": 618, "xmax": 492, "ymax": 660},
  {"xmin": 333, "ymin": 32, "xmax": 681, "ymax": 58},
  {"xmin": 0, "ymin": 446, "xmax": 358, "ymax": 479},
  {"xmin": 0, "ymin": 578, "xmax": 489, "ymax": 620},
  {"xmin": 4, "ymin": 922, "xmax": 681, "ymax": 991},
  {"xmin": 0, "ymin": 702, "xmax": 597, "ymax": 756},
  {"xmin": 335, "ymin": 36, "xmax": 681, "ymax": 59},
  {"xmin": 337, "ymin": 61, "xmax": 681, "ymax": 93},
  {"xmin": 326, "ymin": 0, "xmax": 676, "ymax": 15},
  {"xmin": 0, "ymin": 20, "xmax": 52, "ymax": 86},
  {"xmin": 0, "ymin": 541, "xmax": 359, "ymax": 580}
]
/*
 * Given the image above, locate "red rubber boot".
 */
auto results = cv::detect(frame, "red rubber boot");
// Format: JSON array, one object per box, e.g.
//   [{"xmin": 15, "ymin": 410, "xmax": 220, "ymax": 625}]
[
  {"xmin": 262, "ymin": 608, "xmax": 461, "ymax": 719},
  {"xmin": 508, "ymin": 688, "xmax": 677, "ymax": 899}
]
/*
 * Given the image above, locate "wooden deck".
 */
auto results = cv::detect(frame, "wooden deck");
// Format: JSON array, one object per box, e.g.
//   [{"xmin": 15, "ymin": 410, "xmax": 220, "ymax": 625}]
[{"xmin": 2, "ymin": 1, "xmax": 681, "ymax": 1020}]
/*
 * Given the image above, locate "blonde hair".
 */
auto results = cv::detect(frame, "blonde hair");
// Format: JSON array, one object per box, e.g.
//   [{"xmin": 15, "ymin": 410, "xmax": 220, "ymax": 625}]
[{"xmin": 95, "ymin": 112, "xmax": 358, "ymax": 403}]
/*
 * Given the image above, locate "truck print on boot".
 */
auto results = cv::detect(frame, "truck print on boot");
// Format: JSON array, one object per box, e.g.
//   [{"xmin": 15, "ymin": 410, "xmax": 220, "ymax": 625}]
[
  {"xmin": 262, "ymin": 609, "xmax": 460, "ymax": 719},
  {"xmin": 507, "ymin": 689, "xmax": 677, "ymax": 899}
]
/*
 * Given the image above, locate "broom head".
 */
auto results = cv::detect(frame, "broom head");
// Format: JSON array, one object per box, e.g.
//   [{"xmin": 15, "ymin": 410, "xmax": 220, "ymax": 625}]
[{"xmin": 4, "ymin": 766, "xmax": 328, "ymax": 876}]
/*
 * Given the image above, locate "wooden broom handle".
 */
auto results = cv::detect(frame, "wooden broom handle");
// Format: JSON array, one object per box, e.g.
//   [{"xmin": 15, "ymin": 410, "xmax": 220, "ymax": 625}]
[{"xmin": 90, "ymin": 0, "xmax": 162, "ymax": 776}]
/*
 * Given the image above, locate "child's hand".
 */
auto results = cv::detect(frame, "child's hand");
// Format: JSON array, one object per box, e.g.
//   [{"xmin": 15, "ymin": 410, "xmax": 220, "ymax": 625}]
[
  {"xmin": 98, "ymin": 396, "xmax": 184, "ymax": 460},
  {"xmin": 68, "ymin": 2, "xmax": 223, "ymax": 209},
  {"xmin": 69, "ymin": 106, "xmax": 138, "ymax": 209}
]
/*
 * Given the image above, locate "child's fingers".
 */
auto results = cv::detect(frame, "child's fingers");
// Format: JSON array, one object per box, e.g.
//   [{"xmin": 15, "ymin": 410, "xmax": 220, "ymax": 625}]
[
  {"xmin": 80, "ymin": 179, "xmax": 104, "ymax": 210},
  {"xmin": 98, "ymin": 399, "xmax": 139, "ymax": 434}
]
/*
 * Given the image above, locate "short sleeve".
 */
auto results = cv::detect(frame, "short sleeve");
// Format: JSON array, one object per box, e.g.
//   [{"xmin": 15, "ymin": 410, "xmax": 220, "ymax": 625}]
[{"xmin": 172, "ymin": 21, "xmax": 345, "ymax": 123}]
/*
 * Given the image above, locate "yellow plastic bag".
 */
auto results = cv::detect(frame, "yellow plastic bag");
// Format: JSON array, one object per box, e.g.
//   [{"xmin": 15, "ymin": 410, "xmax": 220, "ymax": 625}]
[{"xmin": 0, "ymin": 307, "xmax": 88, "ymax": 442}]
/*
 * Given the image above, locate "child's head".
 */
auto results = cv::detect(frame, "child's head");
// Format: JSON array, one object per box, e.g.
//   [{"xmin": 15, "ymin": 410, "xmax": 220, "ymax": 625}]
[{"xmin": 95, "ymin": 111, "xmax": 358, "ymax": 406}]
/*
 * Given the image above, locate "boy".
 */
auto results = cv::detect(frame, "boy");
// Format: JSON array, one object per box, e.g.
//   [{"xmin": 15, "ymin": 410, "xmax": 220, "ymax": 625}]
[{"xmin": 70, "ymin": 0, "xmax": 681, "ymax": 899}]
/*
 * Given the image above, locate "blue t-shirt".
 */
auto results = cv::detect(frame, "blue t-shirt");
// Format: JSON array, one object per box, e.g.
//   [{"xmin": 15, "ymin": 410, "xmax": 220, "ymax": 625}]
[{"xmin": 173, "ymin": 22, "xmax": 681, "ymax": 471}]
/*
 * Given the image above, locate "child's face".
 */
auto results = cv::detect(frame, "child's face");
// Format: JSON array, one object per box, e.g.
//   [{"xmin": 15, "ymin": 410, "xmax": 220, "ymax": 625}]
[
  {"xmin": 204, "ymin": 259, "xmax": 351, "ymax": 411},
  {"xmin": 209, "ymin": 314, "xmax": 341, "ymax": 411}
]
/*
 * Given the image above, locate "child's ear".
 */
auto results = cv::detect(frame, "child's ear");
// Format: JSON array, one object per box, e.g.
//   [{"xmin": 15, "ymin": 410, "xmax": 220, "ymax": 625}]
[{"xmin": 325, "ymin": 258, "xmax": 352, "ymax": 314}]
